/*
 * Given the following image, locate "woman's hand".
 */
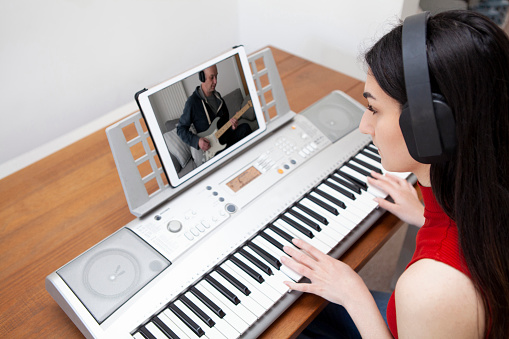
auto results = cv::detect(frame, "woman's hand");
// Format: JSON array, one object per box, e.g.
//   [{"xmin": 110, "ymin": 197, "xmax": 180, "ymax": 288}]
[
  {"xmin": 367, "ymin": 171, "xmax": 425, "ymax": 227},
  {"xmin": 281, "ymin": 238, "xmax": 366, "ymax": 307}
]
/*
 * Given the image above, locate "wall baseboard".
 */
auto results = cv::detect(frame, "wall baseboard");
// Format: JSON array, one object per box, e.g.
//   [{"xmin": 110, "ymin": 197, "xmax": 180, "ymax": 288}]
[{"xmin": 0, "ymin": 101, "xmax": 139, "ymax": 180}]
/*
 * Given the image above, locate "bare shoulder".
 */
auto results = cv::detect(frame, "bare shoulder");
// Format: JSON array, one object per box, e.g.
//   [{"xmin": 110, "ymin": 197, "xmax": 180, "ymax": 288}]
[{"xmin": 395, "ymin": 259, "xmax": 484, "ymax": 338}]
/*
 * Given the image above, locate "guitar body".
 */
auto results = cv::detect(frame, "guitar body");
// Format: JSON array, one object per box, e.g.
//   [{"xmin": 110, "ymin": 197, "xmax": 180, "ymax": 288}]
[
  {"xmin": 196, "ymin": 100, "xmax": 253, "ymax": 162},
  {"xmin": 196, "ymin": 117, "xmax": 227, "ymax": 162}
]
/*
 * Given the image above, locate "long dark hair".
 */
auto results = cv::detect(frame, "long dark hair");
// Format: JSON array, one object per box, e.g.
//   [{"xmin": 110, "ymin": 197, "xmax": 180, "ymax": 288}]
[{"xmin": 365, "ymin": 10, "xmax": 509, "ymax": 338}]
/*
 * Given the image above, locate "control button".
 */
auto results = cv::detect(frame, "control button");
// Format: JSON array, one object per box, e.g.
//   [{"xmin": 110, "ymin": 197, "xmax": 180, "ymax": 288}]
[
  {"xmin": 303, "ymin": 148, "xmax": 310, "ymax": 155},
  {"xmin": 213, "ymin": 191, "xmax": 218, "ymax": 196},
  {"xmin": 310, "ymin": 142, "xmax": 318, "ymax": 149},
  {"xmin": 206, "ymin": 186, "xmax": 212, "ymax": 190},
  {"xmin": 196, "ymin": 224, "xmax": 205, "ymax": 232},
  {"xmin": 201, "ymin": 220, "xmax": 210, "ymax": 228},
  {"xmin": 290, "ymin": 159, "xmax": 297, "ymax": 164},
  {"xmin": 154, "ymin": 215, "xmax": 162, "ymax": 221},
  {"xmin": 278, "ymin": 169, "xmax": 284, "ymax": 174},
  {"xmin": 191, "ymin": 228, "xmax": 199, "ymax": 236},
  {"xmin": 284, "ymin": 164, "xmax": 290, "ymax": 170},
  {"xmin": 225, "ymin": 204, "xmax": 238, "ymax": 214},
  {"xmin": 185, "ymin": 232, "xmax": 194, "ymax": 241},
  {"xmin": 299, "ymin": 151, "xmax": 307, "ymax": 158},
  {"xmin": 167, "ymin": 220, "xmax": 183, "ymax": 233},
  {"xmin": 306, "ymin": 145, "xmax": 314, "ymax": 152},
  {"xmin": 219, "ymin": 197, "xmax": 225, "ymax": 202}
]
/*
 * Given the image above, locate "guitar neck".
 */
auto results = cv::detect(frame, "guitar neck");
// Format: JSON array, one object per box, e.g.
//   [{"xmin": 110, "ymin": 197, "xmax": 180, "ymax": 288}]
[{"xmin": 214, "ymin": 100, "xmax": 253, "ymax": 139}]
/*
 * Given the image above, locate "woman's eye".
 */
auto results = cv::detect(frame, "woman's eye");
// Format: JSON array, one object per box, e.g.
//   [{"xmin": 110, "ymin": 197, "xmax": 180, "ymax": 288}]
[{"xmin": 367, "ymin": 104, "xmax": 377, "ymax": 114}]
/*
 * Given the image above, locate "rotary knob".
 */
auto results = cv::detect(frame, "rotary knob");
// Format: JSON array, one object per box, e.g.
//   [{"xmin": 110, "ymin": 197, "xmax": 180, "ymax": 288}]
[
  {"xmin": 167, "ymin": 220, "xmax": 183, "ymax": 233},
  {"xmin": 225, "ymin": 203, "xmax": 238, "ymax": 214}
]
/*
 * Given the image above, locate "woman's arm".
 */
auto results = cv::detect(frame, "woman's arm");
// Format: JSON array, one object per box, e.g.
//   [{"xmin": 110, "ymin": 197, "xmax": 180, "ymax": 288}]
[
  {"xmin": 395, "ymin": 259, "xmax": 484, "ymax": 339},
  {"xmin": 282, "ymin": 239, "xmax": 393, "ymax": 338}
]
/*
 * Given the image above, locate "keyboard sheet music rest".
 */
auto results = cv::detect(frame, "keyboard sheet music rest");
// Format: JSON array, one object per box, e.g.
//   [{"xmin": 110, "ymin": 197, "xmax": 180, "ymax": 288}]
[{"xmin": 46, "ymin": 90, "xmax": 414, "ymax": 339}]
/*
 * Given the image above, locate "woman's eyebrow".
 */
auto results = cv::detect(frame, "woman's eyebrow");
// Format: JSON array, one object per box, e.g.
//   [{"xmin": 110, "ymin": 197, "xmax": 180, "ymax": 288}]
[{"xmin": 363, "ymin": 92, "xmax": 375, "ymax": 99}]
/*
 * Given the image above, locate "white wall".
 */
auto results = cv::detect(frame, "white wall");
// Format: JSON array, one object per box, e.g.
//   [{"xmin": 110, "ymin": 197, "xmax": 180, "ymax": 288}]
[
  {"xmin": 238, "ymin": 0, "xmax": 419, "ymax": 79},
  {"xmin": 0, "ymin": 0, "xmax": 418, "ymax": 179},
  {"xmin": 0, "ymin": 0, "xmax": 240, "ymax": 178}
]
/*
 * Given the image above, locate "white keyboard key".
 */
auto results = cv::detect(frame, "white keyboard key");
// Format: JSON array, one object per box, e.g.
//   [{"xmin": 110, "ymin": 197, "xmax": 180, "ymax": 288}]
[
  {"xmin": 199, "ymin": 280, "xmax": 257, "ymax": 328},
  {"xmin": 274, "ymin": 219, "xmax": 331, "ymax": 254},
  {"xmin": 174, "ymin": 300, "xmax": 225, "ymax": 339},
  {"xmin": 185, "ymin": 292, "xmax": 240, "ymax": 339},
  {"xmin": 280, "ymin": 214, "xmax": 338, "ymax": 249},
  {"xmin": 163, "ymin": 308, "xmax": 201, "ymax": 339},
  {"xmin": 221, "ymin": 261, "xmax": 276, "ymax": 307},
  {"xmin": 251, "ymin": 236, "xmax": 302, "ymax": 282},
  {"xmin": 157, "ymin": 312, "xmax": 192, "ymax": 339},
  {"xmin": 209, "ymin": 271, "xmax": 266, "ymax": 318},
  {"xmin": 242, "ymin": 246, "xmax": 290, "ymax": 295},
  {"xmin": 194, "ymin": 283, "xmax": 249, "ymax": 334},
  {"xmin": 146, "ymin": 322, "xmax": 173, "ymax": 339},
  {"xmin": 227, "ymin": 254, "xmax": 282, "ymax": 301}
]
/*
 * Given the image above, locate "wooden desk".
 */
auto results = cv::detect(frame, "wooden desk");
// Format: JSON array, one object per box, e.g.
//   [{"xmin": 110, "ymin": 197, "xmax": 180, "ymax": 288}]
[{"xmin": 0, "ymin": 46, "xmax": 404, "ymax": 338}]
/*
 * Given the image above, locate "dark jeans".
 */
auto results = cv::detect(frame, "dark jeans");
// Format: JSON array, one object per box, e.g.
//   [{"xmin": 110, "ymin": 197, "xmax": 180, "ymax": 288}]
[{"xmin": 297, "ymin": 290, "xmax": 391, "ymax": 339}]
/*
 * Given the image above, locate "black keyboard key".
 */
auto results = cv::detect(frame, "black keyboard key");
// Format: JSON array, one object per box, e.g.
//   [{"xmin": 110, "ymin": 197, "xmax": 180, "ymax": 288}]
[
  {"xmin": 324, "ymin": 179, "xmax": 356, "ymax": 200},
  {"xmin": 328, "ymin": 175, "xmax": 361, "ymax": 194},
  {"xmin": 216, "ymin": 266, "xmax": 251, "ymax": 296},
  {"xmin": 351, "ymin": 157, "xmax": 382, "ymax": 174},
  {"xmin": 345, "ymin": 162, "xmax": 371, "ymax": 177},
  {"xmin": 138, "ymin": 326, "xmax": 157, "ymax": 339},
  {"xmin": 169, "ymin": 303, "xmax": 205, "ymax": 337},
  {"xmin": 269, "ymin": 223, "xmax": 297, "ymax": 242},
  {"xmin": 367, "ymin": 144, "xmax": 379, "ymax": 155},
  {"xmin": 279, "ymin": 215, "xmax": 314, "ymax": 238},
  {"xmin": 230, "ymin": 255, "xmax": 264, "ymax": 283},
  {"xmin": 361, "ymin": 149, "xmax": 381, "ymax": 163},
  {"xmin": 238, "ymin": 248, "xmax": 272, "ymax": 276},
  {"xmin": 336, "ymin": 170, "xmax": 368, "ymax": 190},
  {"xmin": 295, "ymin": 202, "xmax": 329, "ymax": 225},
  {"xmin": 152, "ymin": 316, "xmax": 180, "ymax": 339},
  {"xmin": 259, "ymin": 231, "xmax": 285, "ymax": 252},
  {"xmin": 288, "ymin": 209, "xmax": 321, "ymax": 231},
  {"xmin": 204, "ymin": 275, "xmax": 240, "ymax": 305},
  {"xmin": 314, "ymin": 187, "xmax": 346, "ymax": 209},
  {"xmin": 247, "ymin": 242, "xmax": 282, "ymax": 269},
  {"xmin": 180, "ymin": 294, "xmax": 215, "ymax": 327},
  {"xmin": 306, "ymin": 194, "xmax": 339, "ymax": 216},
  {"xmin": 190, "ymin": 286, "xmax": 225, "ymax": 318}
]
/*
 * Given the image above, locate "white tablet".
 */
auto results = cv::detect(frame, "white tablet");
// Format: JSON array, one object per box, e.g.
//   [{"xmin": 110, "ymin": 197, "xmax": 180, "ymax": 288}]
[{"xmin": 136, "ymin": 46, "xmax": 266, "ymax": 187}]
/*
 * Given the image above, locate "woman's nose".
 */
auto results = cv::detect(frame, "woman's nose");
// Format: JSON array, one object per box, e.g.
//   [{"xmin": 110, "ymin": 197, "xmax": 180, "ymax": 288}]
[{"xmin": 359, "ymin": 109, "xmax": 374, "ymax": 136}]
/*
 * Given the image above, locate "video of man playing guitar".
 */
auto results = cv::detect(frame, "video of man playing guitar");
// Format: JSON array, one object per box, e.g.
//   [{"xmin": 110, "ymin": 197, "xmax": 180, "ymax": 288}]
[{"xmin": 198, "ymin": 100, "xmax": 253, "ymax": 161}]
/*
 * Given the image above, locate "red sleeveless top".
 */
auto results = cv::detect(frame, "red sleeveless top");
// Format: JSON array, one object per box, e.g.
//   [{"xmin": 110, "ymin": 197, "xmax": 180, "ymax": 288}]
[{"xmin": 386, "ymin": 185, "xmax": 470, "ymax": 338}]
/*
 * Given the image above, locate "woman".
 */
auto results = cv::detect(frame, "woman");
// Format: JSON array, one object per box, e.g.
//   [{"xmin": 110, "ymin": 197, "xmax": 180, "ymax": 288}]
[{"xmin": 282, "ymin": 10, "xmax": 509, "ymax": 338}]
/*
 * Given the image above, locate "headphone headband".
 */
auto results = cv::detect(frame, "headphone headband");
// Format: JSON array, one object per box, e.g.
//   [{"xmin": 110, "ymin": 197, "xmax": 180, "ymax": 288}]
[{"xmin": 402, "ymin": 12, "xmax": 443, "ymax": 158}]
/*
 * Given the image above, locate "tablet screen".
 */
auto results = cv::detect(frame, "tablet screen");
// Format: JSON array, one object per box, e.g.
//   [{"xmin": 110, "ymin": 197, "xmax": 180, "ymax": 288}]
[{"xmin": 137, "ymin": 47, "xmax": 266, "ymax": 187}]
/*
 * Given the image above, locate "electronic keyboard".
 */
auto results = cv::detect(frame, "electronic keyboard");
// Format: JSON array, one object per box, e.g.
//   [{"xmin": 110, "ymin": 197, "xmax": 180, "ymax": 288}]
[{"xmin": 46, "ymin": 90, "xmax": 413, "ymax": 339}]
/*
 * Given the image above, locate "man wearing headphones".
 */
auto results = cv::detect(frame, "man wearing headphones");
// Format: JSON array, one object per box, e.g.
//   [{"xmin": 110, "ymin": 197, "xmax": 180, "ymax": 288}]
[{"xmin": 177, "ymin": 64, "xmax": 251, "ymax": 156}]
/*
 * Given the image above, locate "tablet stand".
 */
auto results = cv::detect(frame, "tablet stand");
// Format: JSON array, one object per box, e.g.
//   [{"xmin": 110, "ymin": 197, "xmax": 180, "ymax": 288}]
[{"xmin": 106, "ymin": 48, "xmax": 296, "ymax": 217}]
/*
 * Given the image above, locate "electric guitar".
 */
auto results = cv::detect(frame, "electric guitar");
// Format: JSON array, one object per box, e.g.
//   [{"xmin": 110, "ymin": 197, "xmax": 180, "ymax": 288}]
[{"xmin": 197, "ymin": 100, "xmax": 253, "ymax": 161}]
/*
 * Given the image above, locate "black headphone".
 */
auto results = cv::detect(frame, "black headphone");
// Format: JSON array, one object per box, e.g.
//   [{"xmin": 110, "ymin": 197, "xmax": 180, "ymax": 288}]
[
  {"xmin": 400, "ymin": 12, "xmax": 456, "ymax": 164},
  {"xmin": 199, "ymin": 70, "xmax": 205, "ymax": 82}
]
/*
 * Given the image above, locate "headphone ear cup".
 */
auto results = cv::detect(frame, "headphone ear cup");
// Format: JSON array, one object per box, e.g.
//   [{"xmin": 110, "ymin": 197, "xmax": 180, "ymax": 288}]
[
  {"xmin": 199, "ymin": 71, "xmax": 205, "ymax": 83},
  {"xmin": 399, "ymin": 95, "xmax": 456, "ymax": 163},
  {"xmin": 399, "ymin": 102, "xmax": 422, "ymax": 162},
  {"xmin": 432, "ymin": 94, "xmax": 456, "ymax": 156}
]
